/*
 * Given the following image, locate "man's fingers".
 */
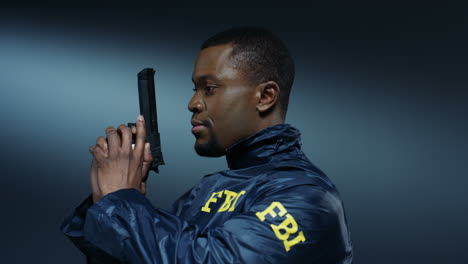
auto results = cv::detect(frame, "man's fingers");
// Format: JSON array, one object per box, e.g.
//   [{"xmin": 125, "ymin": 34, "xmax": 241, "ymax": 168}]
[
  {"xmin": 142, "ymin": 142, "xmax": 153, "ymax": 181},
  {"xmin": 144, "ymin": 142, "xmax": 153, "ymax": 162},
  {"xmin": 106, "ymin": 126, "xmax": 120, "ymax": 157},
  {"xmin": 96, "ymin": 136, "xmax": 108, "ymax": 155},
  {"xmin": 134, "ymin": 115, "xmax": 146, "ymax": 159},
  {"xmin": 89, "ymin": 144, "xmax": 108, "ymax": 163},
  {"xmin": 140, "ymin": 182, "xmax": 147, "ymax": 194},
  {"xmin": 118, "ymin": 124, "xmax": 132, "ymax": 153}
]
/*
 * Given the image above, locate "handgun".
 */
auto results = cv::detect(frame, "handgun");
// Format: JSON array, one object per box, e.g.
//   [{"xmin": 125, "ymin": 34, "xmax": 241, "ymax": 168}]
[{"xmin": 127, "ymin": 68, "xmax": 165, "ymax": 173}]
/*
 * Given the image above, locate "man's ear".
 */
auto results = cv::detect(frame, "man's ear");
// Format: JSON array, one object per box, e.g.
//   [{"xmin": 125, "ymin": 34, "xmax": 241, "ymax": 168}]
[{"xmin": 255, "ymin": 81, "xmax": 280, "ymax": 115}]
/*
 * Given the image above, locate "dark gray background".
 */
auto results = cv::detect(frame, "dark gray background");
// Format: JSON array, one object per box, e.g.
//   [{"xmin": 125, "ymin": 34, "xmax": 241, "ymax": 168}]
[{"xmin": 0, "ymin": 5, "xmax": 467, "ymax": 263}]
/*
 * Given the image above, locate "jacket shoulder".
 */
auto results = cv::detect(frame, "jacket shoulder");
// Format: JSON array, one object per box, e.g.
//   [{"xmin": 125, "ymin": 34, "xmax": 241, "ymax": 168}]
[{"xmin": 259, "ymin": 158, "xmax": 338, "ymax": 193}]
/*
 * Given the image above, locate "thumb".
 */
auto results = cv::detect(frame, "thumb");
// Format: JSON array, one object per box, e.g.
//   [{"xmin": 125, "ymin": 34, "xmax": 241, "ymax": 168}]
[
  {"xmin": 142, "ymin": 142, "xmax": 153, "ymax": 182},
  {"xmin": 140, "ymin": 182, "xmax": 147, "ymax": 194}
]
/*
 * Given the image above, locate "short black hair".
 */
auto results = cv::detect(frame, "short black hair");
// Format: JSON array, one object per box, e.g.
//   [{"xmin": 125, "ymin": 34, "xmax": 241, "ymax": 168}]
[{"xmin": 201, "ymin": 26, "xmax": 295, "ymax": 120}]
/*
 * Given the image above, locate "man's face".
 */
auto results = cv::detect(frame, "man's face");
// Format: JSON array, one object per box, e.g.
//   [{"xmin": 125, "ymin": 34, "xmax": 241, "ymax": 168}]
[{"xmin": 189, "ymin": 43, "xmax": 258, "ymax": 157}]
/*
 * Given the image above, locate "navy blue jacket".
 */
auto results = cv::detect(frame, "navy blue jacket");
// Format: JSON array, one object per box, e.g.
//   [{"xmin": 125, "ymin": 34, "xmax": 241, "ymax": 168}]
[{"xmin": 61, "ymin": 124, "xmax": 353, "ymax": 263}]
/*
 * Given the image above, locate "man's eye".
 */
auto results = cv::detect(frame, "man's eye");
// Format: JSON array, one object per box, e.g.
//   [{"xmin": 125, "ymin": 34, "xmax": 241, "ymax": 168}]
[
  {"xmin": 193, "ymin": 86, "xmax": 216, "ymax": 94},
  {"xmin": 205, "ymin": 86, "xmax": 215, "ymax": 93}
]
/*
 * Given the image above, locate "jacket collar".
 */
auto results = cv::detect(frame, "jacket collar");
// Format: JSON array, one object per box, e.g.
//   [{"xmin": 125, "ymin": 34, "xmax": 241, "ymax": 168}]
[{"xmin": 225, "ymin": 123, "xmax": 302, "ymax": 170}]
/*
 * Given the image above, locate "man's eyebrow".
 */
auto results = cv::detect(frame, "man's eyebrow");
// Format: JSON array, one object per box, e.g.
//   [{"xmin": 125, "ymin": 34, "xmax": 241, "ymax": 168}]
[{"xmin": 192, "ymin": 74, "xmax": 221, "ymax": 83}]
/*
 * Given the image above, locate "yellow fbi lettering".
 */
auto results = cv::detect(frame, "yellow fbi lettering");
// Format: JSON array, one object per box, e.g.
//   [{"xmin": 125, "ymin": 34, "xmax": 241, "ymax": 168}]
[
  {"xmin": 256, "ymin": 201, "xmax": 306, "ymax": 252},
  {"xmin": 201, "ymin": 190, "xmax": 246, "ymax": 213}
]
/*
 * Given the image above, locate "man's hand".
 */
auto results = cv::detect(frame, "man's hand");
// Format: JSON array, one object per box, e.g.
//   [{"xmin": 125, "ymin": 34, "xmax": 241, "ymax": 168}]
[{"xmin": 89, "ymin": 115, "xmax": 154, "ymax": 203}]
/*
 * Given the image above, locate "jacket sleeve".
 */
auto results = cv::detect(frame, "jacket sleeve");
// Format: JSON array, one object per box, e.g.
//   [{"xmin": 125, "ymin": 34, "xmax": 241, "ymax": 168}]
[
  {"xmin": 61, "ymin": 185, "xmax": 351, "ymax": 263},
  {"xmin": 60, "ymin": 194, "xmax": 122, "ymax": 263}
]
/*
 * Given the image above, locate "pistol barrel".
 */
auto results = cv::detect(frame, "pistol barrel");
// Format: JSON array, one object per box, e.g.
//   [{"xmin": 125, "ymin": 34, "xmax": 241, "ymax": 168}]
[{"xmin": 137, "ymin": 68, "xmax": 165, "ymax": 173}]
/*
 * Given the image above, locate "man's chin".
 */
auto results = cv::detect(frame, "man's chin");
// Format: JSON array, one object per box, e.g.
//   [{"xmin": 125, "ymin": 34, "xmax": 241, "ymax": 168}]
[{"xmin": 194, "ymin": 142, "xmax": 225, "ymax": 157}]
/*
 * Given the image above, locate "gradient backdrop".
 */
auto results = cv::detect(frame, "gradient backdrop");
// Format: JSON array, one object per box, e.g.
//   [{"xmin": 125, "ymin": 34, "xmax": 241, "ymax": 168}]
[{"xmin": 0, "ymin": 5, "xmax": 467, "ymax": 264}]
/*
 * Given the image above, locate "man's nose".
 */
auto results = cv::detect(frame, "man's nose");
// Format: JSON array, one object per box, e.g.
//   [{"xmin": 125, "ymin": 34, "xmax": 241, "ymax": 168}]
[{"xmin": 188, "ymin": 95, "xmax": 204, "ymax": 113}]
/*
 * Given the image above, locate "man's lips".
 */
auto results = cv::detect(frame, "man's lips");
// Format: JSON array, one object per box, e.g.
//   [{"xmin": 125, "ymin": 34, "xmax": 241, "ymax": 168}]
[
  {"xmin": 191, "ymin": 119, "xmax": 206, "ymax": 134},
  {"xmin": 192, "ymin": 125, "xmax": 205, "ymax": 134},
  {"xmin": 191, "ymin": 119, "xmax": 204, "ymax": 127}
]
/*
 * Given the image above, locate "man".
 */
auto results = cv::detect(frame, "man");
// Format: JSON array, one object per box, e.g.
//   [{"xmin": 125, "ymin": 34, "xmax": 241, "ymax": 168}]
[{"xmin": 61, "ymin": 27, "xmax": 353, "ymax": 263}]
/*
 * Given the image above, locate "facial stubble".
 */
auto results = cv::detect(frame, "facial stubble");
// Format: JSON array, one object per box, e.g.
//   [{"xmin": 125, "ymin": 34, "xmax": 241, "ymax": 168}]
[{"xmin": 194, "ymin": 125, "xmax": 225, "ymax": 157}]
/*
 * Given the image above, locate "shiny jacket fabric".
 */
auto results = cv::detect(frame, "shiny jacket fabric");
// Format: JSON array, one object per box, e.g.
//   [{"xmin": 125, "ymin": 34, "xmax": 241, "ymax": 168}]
[{"xmin": 60, "ymin": 123, "xmax": 353, "ymax": 263}]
